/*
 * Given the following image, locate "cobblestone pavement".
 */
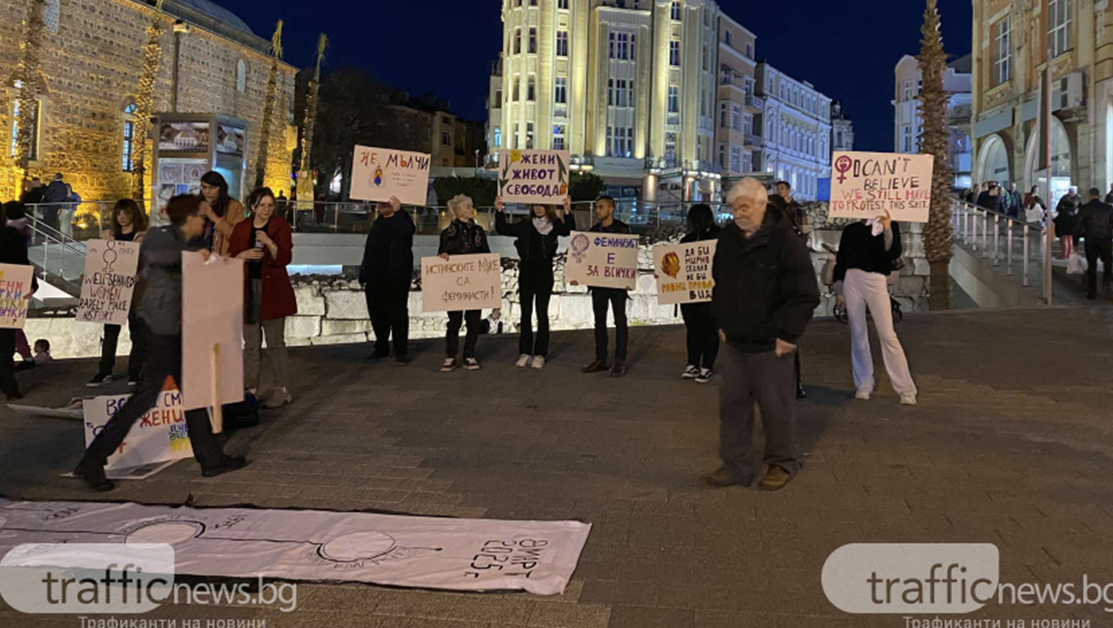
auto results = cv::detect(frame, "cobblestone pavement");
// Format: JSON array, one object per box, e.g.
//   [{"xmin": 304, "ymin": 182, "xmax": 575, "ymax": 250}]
[{"xmin": 2, "ymin": 306, "xmax": 1113, "ymax": 627}]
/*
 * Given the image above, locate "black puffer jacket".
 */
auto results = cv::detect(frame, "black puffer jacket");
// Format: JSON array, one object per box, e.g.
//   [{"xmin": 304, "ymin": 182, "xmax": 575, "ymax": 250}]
[
  {"xmin": 439, "ymin": 220, "xmax": 491, "ymax": 256},
  {"xmin": 495, "ymin": 211, "xmax": 575, "ymax": 265}
]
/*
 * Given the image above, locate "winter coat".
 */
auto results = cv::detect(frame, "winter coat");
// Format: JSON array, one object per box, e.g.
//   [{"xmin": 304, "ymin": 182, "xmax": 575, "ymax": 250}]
[
  {"xmin": 227, "ymin": 215, "xmax": 297, "ymax": 322},
  {"xmin": 439, "ymin": 220, "xmax": 491, "ymax": 256},
  {"xmin": 495, "ymin": 211, "xmax": 575, "ymax": 266}
]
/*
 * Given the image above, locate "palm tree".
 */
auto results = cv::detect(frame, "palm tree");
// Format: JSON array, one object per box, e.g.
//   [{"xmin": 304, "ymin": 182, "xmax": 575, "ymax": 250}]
[
  {"xmin": 253, "ymin": 20, "xmax": 284, "ymax": 191},
  {"xmin": 131, "ymin": 0, "xmax": 167, "ymax": 204},
  {"xmin": 917, "ymin": 0, "xmax": 954, "ymax": 310},
  {"xmin": 13, "ymin": 0, "xmax": 47, "ymax": 188},
  {"xmin": 297, "ymin": 33, "xmax": 328, "ymax": 202}
]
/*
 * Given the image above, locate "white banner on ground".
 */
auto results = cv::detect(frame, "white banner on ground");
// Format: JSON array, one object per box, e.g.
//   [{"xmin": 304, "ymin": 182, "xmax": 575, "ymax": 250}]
[
  {"xmin": 497, "ymin": 149, "xmax": 571, "ymax": 205},
  {"xmin": 350, "ymin": 145, "xmax": 431, "ymax": 206},
  {"xmin": 653, "ymin": 241, "xmax": 717, "ymax": 305},
  {"xmin": 0, "ymin": 500, "xmax": 592, "ymax": 595},
  {"xmin": 82, "ymin": 388, "xmax": 193, "ymax": 475},
  {"xmin": 0, "ymin": 264, "xmax": 33, "ymax": 329},
  {"xmin": 421, "ymin": 253, "xmax": 502, "ymax": 312},
  {"xmin": 829, "ymin": 151, "xmax": 933, "ymax": 223},
  {"xmin": 77, "ymin": 239, "xmax": 141, "ymax": 326},
  {"xmin": 182, "ymin": 252, "xmax": 244, "ymax": 411},
  {"xmin": 564, "ymin": 231, "xmax": 639, "ymax": 290}
]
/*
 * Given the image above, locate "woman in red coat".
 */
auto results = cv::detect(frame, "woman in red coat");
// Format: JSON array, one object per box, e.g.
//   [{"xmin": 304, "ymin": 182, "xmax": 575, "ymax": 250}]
[{"xmin": 228, "ymin": 187, "xmax": 297, "ymax": 408}]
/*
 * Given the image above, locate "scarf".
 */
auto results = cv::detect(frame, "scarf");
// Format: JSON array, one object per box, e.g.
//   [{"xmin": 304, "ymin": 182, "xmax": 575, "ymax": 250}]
[
  {"xmin": 533, "ymin": 216, "xmax": 553, "ymax": 235},
  {"xmin": 864, "ymin": 218, "xmax": 885, "ymax": 236}
]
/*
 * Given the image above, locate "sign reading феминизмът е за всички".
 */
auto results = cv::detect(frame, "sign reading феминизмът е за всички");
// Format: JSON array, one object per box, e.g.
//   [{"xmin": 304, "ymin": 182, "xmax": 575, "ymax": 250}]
[
  {"xmin": 829, "ymin": 151, "xmax": 933, "ymax": 223},
  {"xmin": 0, "ymin": 264, "xmax": 33, "ymax": 329},
  {"xmin": 653, "ymin": 241, "xmax": 717, "ymax": 305},
  {"xmin": 76, "ymin": 239, "xmax": 141, "ymax": 326},
  {"xmin": 497, "ymin": 150, "xmax": 571, "ymax": 205},
  {"xmin": 349, "ymin": 145, "xmax": 431, "ymax": 206},
  {"xmin": 421, "ymin": 253, "xmax": 502, "ymax": 312},
  {"xmin": 564, "ymin": 231, "xmax": 640, "ymax": 290}
]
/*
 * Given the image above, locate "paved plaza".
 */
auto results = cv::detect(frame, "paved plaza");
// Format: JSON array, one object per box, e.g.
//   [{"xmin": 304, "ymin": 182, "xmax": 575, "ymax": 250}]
[{"xmin": 2, "ymin": 306, "xmax": 1113, "ymax": 627}]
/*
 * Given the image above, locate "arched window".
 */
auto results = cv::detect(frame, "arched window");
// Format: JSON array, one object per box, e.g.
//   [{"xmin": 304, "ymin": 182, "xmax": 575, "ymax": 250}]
[
  {"xmin": 236, "ymin": 60, "xmax": 247, "ymax": 93},
  {"xmin": 122, "ymin": 101, "xmax": 137, "ymax": 172}
]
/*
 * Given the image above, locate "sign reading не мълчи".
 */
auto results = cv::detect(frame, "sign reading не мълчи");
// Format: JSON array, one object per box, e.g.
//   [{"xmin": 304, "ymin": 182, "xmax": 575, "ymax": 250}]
[
  {"xmin": 564, "ymin": 231, "xmax": 640, "ymax": 290},
  {"xmin": 653, "ymin": 241, "xmax": 717, "ymax": 305},
  {"xmin": 497, "ymin": 149, "xmax": 571, "ymax": 205},
  {"xmin": 829, "ymin": 151, "xmax": 933, "ymax": 223},
  {"xmin": 350, "ymin": 145, "xmax": 431, "ymax": 206},
  {"xmin": 0, "ymin": 264, "xmax": 33, "ymax": 329},
  {"xmin": 76, "ymin": 239, "xmax": 141, "ymax": 326},
  {"xmin": 421, "ymin": 253, "xmax": 502, "ymax": 313}
]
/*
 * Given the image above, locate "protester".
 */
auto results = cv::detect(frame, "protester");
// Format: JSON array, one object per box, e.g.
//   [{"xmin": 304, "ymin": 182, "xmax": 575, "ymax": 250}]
[
  {"xmin": 74, "ymin": 195, "xmax": 246, "ymax": 492},
  {"xmin": 198, "ymin": 170, "xmax": 247, "ymax": 255},
  {"xmin": 1075, "ymin": 188, "xmax": 1113, "ymax": 300},
  {"xmin": 360, "ymin": 196, "xmax": 415, "ymax": 366},
  {"xmin": 228, "ymin": 187, "xmax": 297, "ymax": 408},
  {"xmin": 495, "ymin": 195, "xmax": 575, "ymax": 370},
  {"xmin": 1054, "ymin": 188, "xmax": 1080, "ymax": 260},
  {"xmin": 580, "ymin": 196, "xmax": 632, "ymax": 378},
  {"xmin": 834, "ymin": 210, "xmax": 918, "ymax": 405},
  {"xmin": 33, "ymin": 339, "xmax": 53, "ymax": 365},
  {"xmin": 678, "ymin": 204, "xmax": 720, "ymax": 384},
  {"xmin": 702, "ymin": 178, "xmax": 819, "ymax": 491},
  {"xmin": 88, "ymin": 200, "xmax": 149, "ymax": 387},
  {"xmin": 1025, "ymin": 187, "xmax": 1047, "ymax": 226},
  {"xmin": 775, "ymin": 183, "xmax": 810, "ymax": 399},
  {"xmin": 20, "ymin": 177, "xmax": 45, "ymax": 205},
  {"xmin": 438, "ymin": 194, "xmax": 491, "ymax": 372},
  {"xmin": 977, "ymin": 183, "xmax": 1006, "ymax": 214},
  {"xmin": 42, "ymin": 173, "xmax": 69, "ymax": 230},
  {"xmin": 1006, "ymin": 183, "xmax": 1022, "ymax": 218},
  {"xmin": 0, "ymin": 205, "xmax": 38, "ymax": 400}
]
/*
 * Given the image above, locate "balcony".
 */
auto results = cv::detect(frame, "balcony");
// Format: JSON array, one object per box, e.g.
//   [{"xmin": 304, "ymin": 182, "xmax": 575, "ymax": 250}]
[
  {"xmin": 743, "ymin": 94, "xmax": 764, "ymax": 112},
  {"xmin": 744, "ymin": 133, "xmax": 764, "ymax": 149},
  {"xmin": 946, "ymin": 102, "xmax": 972, "ymax": 126}
]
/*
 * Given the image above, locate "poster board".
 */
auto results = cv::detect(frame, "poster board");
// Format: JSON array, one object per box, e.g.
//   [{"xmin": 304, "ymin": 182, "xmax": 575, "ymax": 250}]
[
  {"xmin": 181, "ymin": 252, "xmax": 244, "ymax": 411},
  {"xmin": 497, "ymin": 149, "xmax": 571, "ymax": 204},
  {"xmin": 0, "ymin": 264, "xmax": 34, "ymax": 329},
  {"xmin": 76, "ymin": 239, "xmax": 141, "ymax": 325},
  {"xmin": 829, "ymin": 151, "xmax": 933, "ymax": 223},
  {"xmin": 350, "ymin": 145, "xmax": 431, "ymax": 206},
  {"xmin": 564, "ymin": 231, "xmax": 640, "ymax": 290},
  {"xmin": 653, "ymin": 241, "xmax": 717, "ymax": 305},
  {"xmin": 421, "ymin": 253, "xmax": 502, "ymax": 312},
  {"xmin": 82, "ymin": 387, "xmax": 193, "ymax": 476}
]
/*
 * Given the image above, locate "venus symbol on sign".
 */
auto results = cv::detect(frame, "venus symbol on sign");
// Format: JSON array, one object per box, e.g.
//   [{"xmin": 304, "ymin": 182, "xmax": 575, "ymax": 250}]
[{"xmin": 834, "ymin": 155, "xmax": 852, "ymax": 184}]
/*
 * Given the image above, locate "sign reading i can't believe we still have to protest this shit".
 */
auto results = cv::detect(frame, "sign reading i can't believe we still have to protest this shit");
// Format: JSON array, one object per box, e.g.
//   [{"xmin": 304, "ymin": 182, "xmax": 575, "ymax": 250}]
[
  {"xmin": 564, "ymin": 231, "xmax": 640, "ymax": 291},
  {"xmin": 498, "ymin": 149, "xmax": 571, "ymax": 205},
  {"xmin": 349, "ymin": 145, "xmax": 431, "ymax": 206},
  {"xmin": 829, "ymin": 151, "xmax": 934, "ymax": 223},
  {"xmin": 421, "ymin": 253, "xmax": 502, "ymax": 313},
  {"xmin": 0, "ymin": 263, "xmax": 34, "ymax": 329}
]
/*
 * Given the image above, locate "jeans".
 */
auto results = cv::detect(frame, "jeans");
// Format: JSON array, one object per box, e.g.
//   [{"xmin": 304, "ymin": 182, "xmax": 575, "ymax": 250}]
[
  {"xmin": 591, "ymin": 288, "xmax": 628, "ymax": 362},
  {"xmin": 718, "ymin": 344, "xmax": 800, "ymax": 483},
  {"xmin": 0, "ymin": 329, "xmax": 17, "ymax": 398},
  {"xmin": 681, "ymin": 302, "xmax": 718, "ymax": 369},
  {"xmin": 365, "ymin": 280, "xmax": 410, "ymax": 357},
  {"xmin": 244, "ymin": 317, "xmax": 289, "ymax": 392},
  {"xmin": 519, "ymin": 266, "xmax": 554, "ymax": 356},
  {"xmin": 98, "ymin": 314, "xmax": 148, "ymax": 382},
  {"xmin": 79, "ymin": 332, "xmax": 224, "ymax": 471},
  {"xmin": 446, "ymin": 310, "xmax": 481, "ymax": 358},
  {"xmin": 1084, "ymin": 238, "xmax": 1113, "ymax": 297},
  {"xmin": 844, "ymin": 269, "xmax": 916, "ymax": 396}
]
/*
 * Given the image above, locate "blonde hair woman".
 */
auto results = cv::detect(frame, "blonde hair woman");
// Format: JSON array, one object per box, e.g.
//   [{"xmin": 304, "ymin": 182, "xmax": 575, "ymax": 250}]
[{"xmin": 437, "ymin": 195, "xmax": 492, "ymax": 372}]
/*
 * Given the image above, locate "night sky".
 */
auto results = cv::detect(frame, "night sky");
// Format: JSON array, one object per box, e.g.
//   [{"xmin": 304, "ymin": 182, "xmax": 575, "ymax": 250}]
[{"xmin": 219, "ymin": 0, "xmax": 973, "ymax": 152}]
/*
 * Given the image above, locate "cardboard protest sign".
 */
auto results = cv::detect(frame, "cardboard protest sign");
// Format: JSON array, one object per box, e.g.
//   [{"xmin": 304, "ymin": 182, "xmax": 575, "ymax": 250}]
[
  {"xmin": 350, "ymin": 145, "xmax": 431, "ymax": 206},
  {"xmin": 564, "ymin": 231, "xmax": 640, "ymax": 290},
  {"xmin": 0, "ymin": 264, "xmax": 34, "ymax": 329},
  {"xmin": 82, "ymin": 387, "xmax": 193, "ymax": 476},
  {"xmin": 498, "ymin": 149, "xmax": 571, "ymax": 204},
  {"xmin": 77, "ymin": 239, "xmax": 141, "ymax": 325},
  {"xmin": 830, "ymin": 151, "xmax": 933, "ymax": 223},
  {"xmin": 182, "ymin": 252, "xmax": 244, "ymax": 412},
  {"xmin": 421, "ymin": 253, "xmax": 502, "ymax": 312},
  {"xmin": 653, "ymin": 241, "xmax": 717, "ymax": 305}
]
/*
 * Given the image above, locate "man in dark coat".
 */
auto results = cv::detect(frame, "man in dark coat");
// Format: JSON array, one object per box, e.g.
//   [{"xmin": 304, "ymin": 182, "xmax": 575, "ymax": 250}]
[
  {"xmin": 359, "ymin": 195, "xmax": 415, "ymax": 365},
  {"xmin": 1076, "ymin": 188, "xmax": 1113, "ymax": 299}
]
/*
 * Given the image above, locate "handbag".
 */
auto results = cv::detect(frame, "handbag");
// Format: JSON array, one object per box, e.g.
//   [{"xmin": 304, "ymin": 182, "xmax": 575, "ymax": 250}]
[{"xmin": 1067, "ymin": 251, "xmax": 1085, "ymax": 274}]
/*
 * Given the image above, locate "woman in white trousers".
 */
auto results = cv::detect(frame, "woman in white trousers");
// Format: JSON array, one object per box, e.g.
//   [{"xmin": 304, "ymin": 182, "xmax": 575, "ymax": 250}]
[{"xmin": 833, "ymin": 212, "xmax": 917, "ymax": 405}]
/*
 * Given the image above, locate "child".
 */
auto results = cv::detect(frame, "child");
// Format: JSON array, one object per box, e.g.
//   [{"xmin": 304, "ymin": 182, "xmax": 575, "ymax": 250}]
[
  {"xmin": 438, "ymin": 194, "xmax": 491, "ymax": 372},
  {"xmin": 33, "ymin": 339, "xmax": 53, "ymax": 365}
]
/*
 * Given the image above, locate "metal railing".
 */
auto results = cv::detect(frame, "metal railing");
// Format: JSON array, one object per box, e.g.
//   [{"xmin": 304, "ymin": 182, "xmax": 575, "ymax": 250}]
[{"xmin": 950, "ymin": 198, "xmax": 1053, "ymax": 303}]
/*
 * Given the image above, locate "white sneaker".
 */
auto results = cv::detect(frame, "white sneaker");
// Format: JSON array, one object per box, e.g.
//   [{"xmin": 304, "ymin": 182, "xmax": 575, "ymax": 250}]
[
  {"xmin": 516, "ymin": 354, "xmax": 532, "ymax": 368},
  {"xmin": 695, "ymin": 368, "xmax": 713, "ymax": 384},
  {"xmin": 682, "ymin": 365, "xmax": 700, "ymax": 379},
  {"xmin": 464, "ymin": 358, "xmax": 481, "ymax": 371},
  {"xmin": 531, "ymin": 356, "xmax": 546, "ymax": 369},
  {"xmin": 855, "ymin": 390, "xmax": 872, "ymax": 401},
  {"xmin": 441, "ymin": 358, "xmax": 458, "ymax": 372},
  {"xmin": 900, "ymin": 393, "xmax": 918, "ymax": 406}
]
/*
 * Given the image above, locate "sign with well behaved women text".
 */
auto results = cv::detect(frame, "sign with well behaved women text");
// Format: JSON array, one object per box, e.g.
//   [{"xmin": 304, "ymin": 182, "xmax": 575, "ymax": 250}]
[
  {"xmin": 829, "ymin": 151, "xmax": 933, "ymax": 223},
  {"xmin": 497, "ymin": 149, "xmax": 571, "ymax": 205},
  {"xmin": 653, "ymin": 241, "xmax": 717, "ymax": 305},
  {"xmin": 82, "ymin": 387, "xmax": 193, "ymax": 474},
  {"xmin": 77, "ymin": 239, "xmax": 141, "ymax": 325},
  {"xmin": 421, "ymin": 253, "xmax": 502, "ymax": 312},
  {"xmin": 564, "ymin": 231, "xmax": 640, "ymax": 290},
  {"xmin": 350, "ymin": 145, "xmax": 431, "ymax": 206},
  {"xmin": 0, "ymin": 263, "xmax": 34, "ymax": 329}
]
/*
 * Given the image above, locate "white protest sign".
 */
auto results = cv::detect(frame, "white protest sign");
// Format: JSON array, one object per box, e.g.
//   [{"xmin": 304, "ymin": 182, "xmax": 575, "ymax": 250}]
[
  {"xmin": 830, "ymin": 151, "xmax": 934, "ymax": 223},
  {"xmin": 182, "ymin": 252, "xmax": 244, "ymax": 412},
  {"xmin": 653, "ymin": 241, "xmax": 717, "ymax": 305},
  {"xmin": 82, "ymin": 388, "xmax": 193, "ymax": 473},
  {"xmin": 498, "ymin": 149, "xmax": 571, "ymax": 204},
  {"xmin": 77, "ymin": 239, "xmax": 141, "ymax": 325},
  {"xmin": 350, "ymin": 145, "xmax": 431, "ymax": 206},
  {"xmin": 421, "ymin": 253, "xmax": 502, "ymax": 312},
  {"xmin": 564, "ymin": 231, "xmax": 639, "ymax": 290},
  {"xmin": 0, "ymin": 264, "xmax": 34, "ymax": 329}
]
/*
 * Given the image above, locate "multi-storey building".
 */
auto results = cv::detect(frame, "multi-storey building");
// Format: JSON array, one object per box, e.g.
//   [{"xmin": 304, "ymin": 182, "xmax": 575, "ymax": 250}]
[
  {"xmin": 831, "ymin": 100, "xmax": 854, "ymax": 153},
  {"xmin": 754, "ymin": 62, "xmax": 832, "ymax": 201},
  {"xmin": 894, "ymin": 54, "xmax": 973, "ymax": 189},
  {"xmin": 714, "ymin": 14, "xmax": 760, "ymax": 180},
  {"xmin": 370, "ymin": 90, "xmax": 487, "ymax": 169}
]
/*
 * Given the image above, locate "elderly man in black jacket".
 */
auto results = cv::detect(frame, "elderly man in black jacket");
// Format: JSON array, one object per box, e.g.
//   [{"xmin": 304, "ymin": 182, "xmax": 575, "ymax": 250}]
[
  {"xmin": 360, "ymin": 196, "xmax": 415, "ymax": 365},
  {"xmin": 703, "ymin": 178, "xmax": 820, "ymax": 492},
  {"xmin": 1077, "ymin": 188, "xmax": 1113, "ymax": 299}
]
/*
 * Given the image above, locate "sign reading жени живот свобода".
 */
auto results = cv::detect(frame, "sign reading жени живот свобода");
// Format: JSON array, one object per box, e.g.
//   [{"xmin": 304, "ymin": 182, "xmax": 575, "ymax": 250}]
[
  {"xmin": 829, "ymin": 151, "xmax": 933, "ymax": 223},
  {"xmin": 497, "ymin": 149, "xmax": 571, "ymax": 205}
]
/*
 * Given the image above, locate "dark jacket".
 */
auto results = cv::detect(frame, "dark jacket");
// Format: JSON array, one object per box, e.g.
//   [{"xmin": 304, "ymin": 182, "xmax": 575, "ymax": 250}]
[
  {"xmin": 833, "ymin": 221, "xmax": 903, "ymax": 281},
  {"xmin": 0, "ymin": 226, "xmax": 38, "ymax": 292},
  {"xmin": 20, "ymin": 187, "xmax": 45, "ymax": 205},
  {"xmin": 227, "ymin": 215, "xmax": 298, "ymax": 322},
  {"xmin": 136, "ymin": 225, "xmax": 201, "ymax": 336},
  {"xmin": 588, "ymin": 219, "xmax": 631, "ymax": 235},
  {"xmin": 976, "ymin": 191, "xmax": 1006, "ymax": 214},
  {"xmin": 439, "ymin": 220, "xmax": 491, "ymax": 256},
  {"xmin": 1054, "ymin": 204, "xmax": 1077, "ymax": 237},
  {"xmin": 680, "ymin": 225, "xmax": 721, "ymax": 245},
  {"xmin": 359, "ymin": 210, "xmax": 416, "ymax": 288},
  {"xmin": 1076, "ymin": 199, "xmax": 1113, "ymax": 241},
  {"xmin": 495, "ymin": 211, "xmax": 575, "ymax": 266},
  {"xmin": 43, "ymin": 179, "xmax": 69, "ymax": 204},
  {"xmin": 1006, "ymin": 190, "xmax": 1022, "ymax": 217},
  {"xmin": 711, "ymin": 209, "xmax": 819, "ymax": 353}
]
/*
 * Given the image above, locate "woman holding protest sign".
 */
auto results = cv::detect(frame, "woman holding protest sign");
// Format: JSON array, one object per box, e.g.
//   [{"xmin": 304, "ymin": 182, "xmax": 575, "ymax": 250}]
[
  {"xmin": 88, "ymin": 200, "xmax": 149, "ymax": 388},
  {"xmin": 228, "ymin": 187, "xmax": 297, "ymax": 408},
  {"xmin": 438, "ymin": 194, "xmax": 491, "ymax": 372},
  {"xmin": 0, "ymin": 208, "xmax": 37, "ymax": 400},
  {"xmin": 677, "ymin": 204, "xmax": 721, "ymax": 384},
  {"xmin": 495, "ymin": 195, "xmax": 575, "ymax": 370}
]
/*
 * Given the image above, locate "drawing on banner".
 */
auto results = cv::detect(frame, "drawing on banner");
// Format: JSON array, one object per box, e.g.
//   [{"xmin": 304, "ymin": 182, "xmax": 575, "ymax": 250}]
[
  {"xmin": 82, "ymin": 386, "xmax": 192, "ymax": 479},
  {"xmin": 497, "ymin": 150, "xmax": 571, "ymax": 205},
  {"xmin": 0, "ymin": 500, "xmax": 592, "ymax": 595},
  {"xmin": 182, "ymin": 252, "xmax": 244, "ymax": 412},
  {"xmin": 421, "ymin": 253, "xmax": 502, "ymax": 312},
  {"xmin": 350, "ymin": 145, "xmax": 431, "ymax": 206},
  {"xmin": 563, "ymin": 231, "xmax": 639, "ymax": 290},
  {"xmin": 653, "ymin": 241, "xmax": 717, "ymax": 305},
  {"xmin": 829, "ymin": 151, "xmax": 933, "ymax": 223},
  {"xmin": 0, "ymin": 263, "xmax": 34, "ymax": 329},
  {"xmin": 77, "ymin": 239, "xmax": 141, "ymax": 325}
]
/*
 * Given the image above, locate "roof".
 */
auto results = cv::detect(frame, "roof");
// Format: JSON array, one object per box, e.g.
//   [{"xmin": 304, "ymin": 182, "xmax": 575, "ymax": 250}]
[
  {"xmin": 171, "ymin": 0, "xmax": 253, "ymax": 35},
  {"xmin": 949, "ymin": 54, "xmax": 973, "ymax": 74}
]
